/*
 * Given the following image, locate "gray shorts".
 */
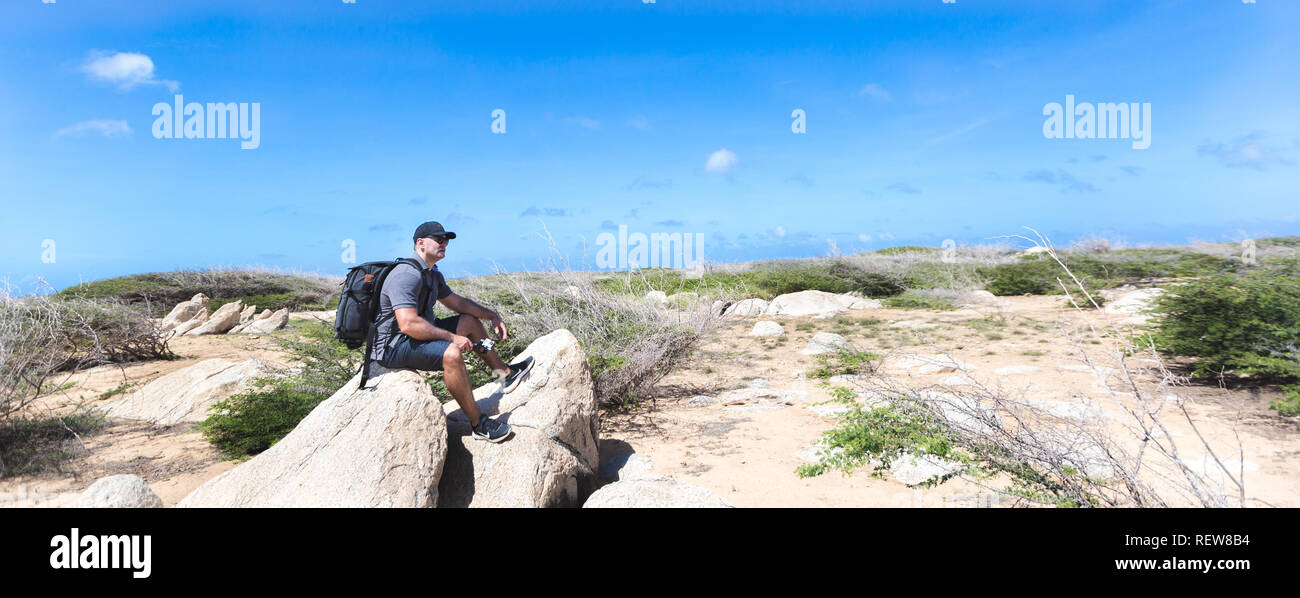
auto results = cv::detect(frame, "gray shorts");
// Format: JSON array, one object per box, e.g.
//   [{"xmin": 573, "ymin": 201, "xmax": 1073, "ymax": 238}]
[{"xmin": 378, "ymin": 315, "xmax": 462, "ymax": 371}]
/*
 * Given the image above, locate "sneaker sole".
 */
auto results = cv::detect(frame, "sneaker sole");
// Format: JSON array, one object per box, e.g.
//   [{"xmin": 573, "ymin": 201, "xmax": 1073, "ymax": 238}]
[
  {"xmin": 499, "ymin": 357, "xmax": 536, "ymax": 394},
  {"xmin": 471, "ymin": 429, "xmax": 512, "ymax": 443}
]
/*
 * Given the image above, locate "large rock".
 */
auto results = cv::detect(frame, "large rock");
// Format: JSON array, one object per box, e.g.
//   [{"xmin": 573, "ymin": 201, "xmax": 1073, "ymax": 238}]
[
  {"xmin": 76, "ymin": 475, "xmax": 163, "ymax": 508},
  {"xmin": 584, "ymin": 476, "xmax": 734, "ymax": 508},
  {"xmin": 764, "ymin": 290, "xmax": 879, "ymax": 317},
  {"xmin": 644, "ymin": 291, "xmax": 669, "ymax": 306},
  {"xmin": 160, "ymin": 293, "xmax": 210, "ymax": 332},
  {"xmin": 437, "ymin": 329, "xmax": 599, "ymax": 508},
  {"xmin": 185, "ymin": 300, "xmax": 244, "ymax": 335},
  {"xmin": 177, "ymin": 369, "xmax": 448, "ymax": 507},
  {"xmin": 235, "ymin": 308, "xmax": 289, "ymax": 334},
  {"xmin": 102, "ymin": 358, "xmax": 267, "ymax": 426},
  {"xmin": 724, "ymin": 298, "xmax": 768, "ymax": 317}
]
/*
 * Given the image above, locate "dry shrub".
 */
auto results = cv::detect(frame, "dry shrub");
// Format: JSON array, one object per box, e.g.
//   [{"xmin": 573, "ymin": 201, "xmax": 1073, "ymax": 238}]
[{"xmin": 1, "ymin": 281, "xmax": 173, "ymax": 419}]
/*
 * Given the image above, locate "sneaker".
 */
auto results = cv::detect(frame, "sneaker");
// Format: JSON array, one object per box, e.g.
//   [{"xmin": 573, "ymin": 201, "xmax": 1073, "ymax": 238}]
[
  {"xmin": 498, "ymin": 356, "xmax": 535, "ymax": 394},
  {"xmin": 471, "ymin": 415, "xmax": 512, "ymax": 443}
]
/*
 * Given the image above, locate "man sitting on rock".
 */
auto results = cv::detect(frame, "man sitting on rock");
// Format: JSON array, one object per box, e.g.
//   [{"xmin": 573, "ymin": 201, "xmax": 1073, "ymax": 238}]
[{"xmin": 373, "ymin": 221, "xmax": 534, "ymax": 443}]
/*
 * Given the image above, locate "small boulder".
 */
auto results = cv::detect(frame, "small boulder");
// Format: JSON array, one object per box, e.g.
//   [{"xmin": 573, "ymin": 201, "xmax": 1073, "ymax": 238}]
[
  {"xmin": 748, "ymin": 321, "xmax": 785, "ymax": 337},
  {"xmin": 890, "ymin": 452, "xmax": 965, "ymax": 486},
  {"xmin": 765, "ymin": 290, "xmax": 878, "ymax": 317},
  {"xmin": 644, "ymin": 291, "xmax": 669, "ymax": 306},
  {"xmin": 960, "ymin": 290, "xmax": 998, "ymax": 305},
  {"xmin": 583, "ymin": 476, "xmax": 734, "ymax": 508},
  {"xmin": 801, "ymin": 332, "xmax": 849, "ymax": 355},
  {"xmin": 724, "ymin": 298, "xmax": 769, "ymax": 317},
  {"xmin": 77, "ymin": 475, "xmax": 163, "ymax": 508}
]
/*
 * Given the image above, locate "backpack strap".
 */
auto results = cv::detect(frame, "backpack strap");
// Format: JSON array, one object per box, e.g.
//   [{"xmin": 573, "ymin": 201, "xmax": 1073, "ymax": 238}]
[{"xmin": 359, "ymin": 258, "xmax": 432, "ymax": 389}]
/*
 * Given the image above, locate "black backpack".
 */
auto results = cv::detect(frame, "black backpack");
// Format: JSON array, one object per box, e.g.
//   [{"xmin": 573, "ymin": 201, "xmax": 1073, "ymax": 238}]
[{"xmin": 334, "ymin": 257, "xmax": 429, "ymax": 388}]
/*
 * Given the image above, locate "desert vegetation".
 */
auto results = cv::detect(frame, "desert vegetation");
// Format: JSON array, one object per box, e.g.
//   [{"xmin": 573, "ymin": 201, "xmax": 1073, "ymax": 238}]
[
  {"xmin": 57, "ymin": 267, "xmax": 341, "ymax": 316},
  {"xmin": 794, "ymin": 235, "xmax": 1298, "ymax": 507}
]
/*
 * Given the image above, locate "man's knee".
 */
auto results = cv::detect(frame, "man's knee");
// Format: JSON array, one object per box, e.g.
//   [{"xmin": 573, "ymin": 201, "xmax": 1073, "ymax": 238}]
[
  {"xmin": 443, "ymin": 343, "xmax": 464, "ymax": 366},
  {"xmin": 458, "ymin": 315, "xmax": 485, "ymax": 337}
]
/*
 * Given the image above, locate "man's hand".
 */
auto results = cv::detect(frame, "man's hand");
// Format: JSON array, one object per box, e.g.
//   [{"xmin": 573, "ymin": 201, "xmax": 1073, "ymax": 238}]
[
  {"xmin": 490, "ymin": 314, "xmax": 508, "ymax": 342},
  {"xmin": 451, "ymin": 334, "xmax": 473, "ymax": 353}
]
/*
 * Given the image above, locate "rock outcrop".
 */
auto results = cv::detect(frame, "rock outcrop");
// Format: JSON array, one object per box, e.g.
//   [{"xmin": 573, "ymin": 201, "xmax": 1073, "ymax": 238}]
[
  {"xmin": 177, "ymin": 369, "xmax": 448, "ymax": 508},
  {"xmin": 186, "ymin": 301, "xmax": 244, "ymax": 335},
  {"xmin": 437, "ymin": 329, "xmax": 599, "ymax": 508},
  {"xmin": 160, "ymin": 293, "xmax": 210, "ymax": 333},
  {"xmin": 233, "ymin": 308, "xmax": 289, "ymax": 334},
  {"xmin": 77, "ymin": 475, "xmax": 163, "ymax": 508},
  {"xmin": 102, "ymin": 358, "xmax": 267, "ymax": 426}
]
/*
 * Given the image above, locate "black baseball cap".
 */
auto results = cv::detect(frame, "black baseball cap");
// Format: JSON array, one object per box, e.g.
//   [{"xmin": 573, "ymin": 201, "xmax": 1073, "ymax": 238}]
[{"xmin": 413, "ymin": 221, "xmax": 457, "ymax": 242}]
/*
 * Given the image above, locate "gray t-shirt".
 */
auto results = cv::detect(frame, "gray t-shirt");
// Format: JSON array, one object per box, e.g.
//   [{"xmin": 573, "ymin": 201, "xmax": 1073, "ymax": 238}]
[{"xmin": 371, "ymin": 254, "xmax": 453, "ymax": 362}]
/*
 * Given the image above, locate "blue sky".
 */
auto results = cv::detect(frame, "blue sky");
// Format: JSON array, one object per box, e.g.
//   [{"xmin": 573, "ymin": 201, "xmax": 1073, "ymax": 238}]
[{"xmin": 3, "ymin": 0, "xmax": 1298, "ymax": 292}]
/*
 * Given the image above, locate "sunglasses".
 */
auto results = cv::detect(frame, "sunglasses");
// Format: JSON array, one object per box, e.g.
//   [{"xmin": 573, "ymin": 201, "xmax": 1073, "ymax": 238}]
[{"xmin": 425, "ymin": 235, "xmax": 451, "ymax": 245}]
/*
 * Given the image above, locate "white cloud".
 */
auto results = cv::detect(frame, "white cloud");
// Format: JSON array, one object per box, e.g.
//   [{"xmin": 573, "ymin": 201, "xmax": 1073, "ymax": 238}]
[
  {"xmin": 81, "ymin": 51, "xmax": 178, "ymax": 92},
  {"xmin": 858, "ymin": 233, "xmax": 872, "ymax": 242},
  {"xmin": 565, "ymin": 116, "xmax": 600, "ymax": 130},
  {"xmin": 858, "ymin": 83, "xmax": 891, "ymax": 101},
  {"xmin": 773, "ymin": 225, "xmax": 786, "ymax": 238},
  {"xmin": 54, "ymin": 119, "xmax": 132, "ymax": 138},
  {"xmin": 705, "ymin": 148, "xmax": 738, "ymax": 173},
  {"xmin": 628, "ymin": 115, "xmax": 651, "ymax": 131}
]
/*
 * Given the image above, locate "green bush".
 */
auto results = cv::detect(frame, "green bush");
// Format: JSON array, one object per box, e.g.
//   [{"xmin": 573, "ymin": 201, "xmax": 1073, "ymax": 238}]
[
  {"xmin": 1151, "ymin": 270, "xmax": 1300, "ymax": 379},
  {"xmin": 200, "ymin": 320, "xmax": 360, "ymax": 457},
  {"xmin": 795, "ymin": 404, "xmax": 962, "ymax": 480},
  {"xmin": 1270, "ymin": 385, "xmax": 1300, "ymax": 417},
  {"xmin": 810, "ymin": 349, "xmax": 878, "ymax": 380},
  {"xmin": 0, "ymin": 410, "xmax": 105, "ymax": 478}
]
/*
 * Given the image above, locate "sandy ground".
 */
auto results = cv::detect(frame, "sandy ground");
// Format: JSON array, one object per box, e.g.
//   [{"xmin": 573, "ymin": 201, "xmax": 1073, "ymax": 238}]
[
  {"xmin": 3, "ymin": 297, "xmax": 1296, "ymax": 508},
  {"xmin": 603, "ymin": 295, "xmax": 1300, "ymax": 507}
]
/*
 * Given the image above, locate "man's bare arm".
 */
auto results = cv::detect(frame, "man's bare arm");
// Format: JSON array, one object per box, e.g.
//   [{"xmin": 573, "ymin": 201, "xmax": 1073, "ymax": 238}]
[
  {"xmin": 439, "ymin": 293, "xmax": 508, "ymax": 341},
  {"xmin": 439, "ymin": 292, "xmax": 498, "ymax": 320},
  {"xmin": 394, "ymin": 307, "xmax": 465, "ymax": 346}
]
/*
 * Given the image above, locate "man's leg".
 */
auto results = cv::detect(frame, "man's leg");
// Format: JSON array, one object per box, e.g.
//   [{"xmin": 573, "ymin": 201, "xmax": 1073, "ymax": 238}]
[
  {"xmin": 440, "ymin": 344, "xmax": 486, "ymax": 428},
  {"xmin": 382, "ymin": 335, "xmax": 485, "ymax": 428},
  {"xmin": 455, "ymin": 315, "xmax": 509, "ymax": 376}
]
